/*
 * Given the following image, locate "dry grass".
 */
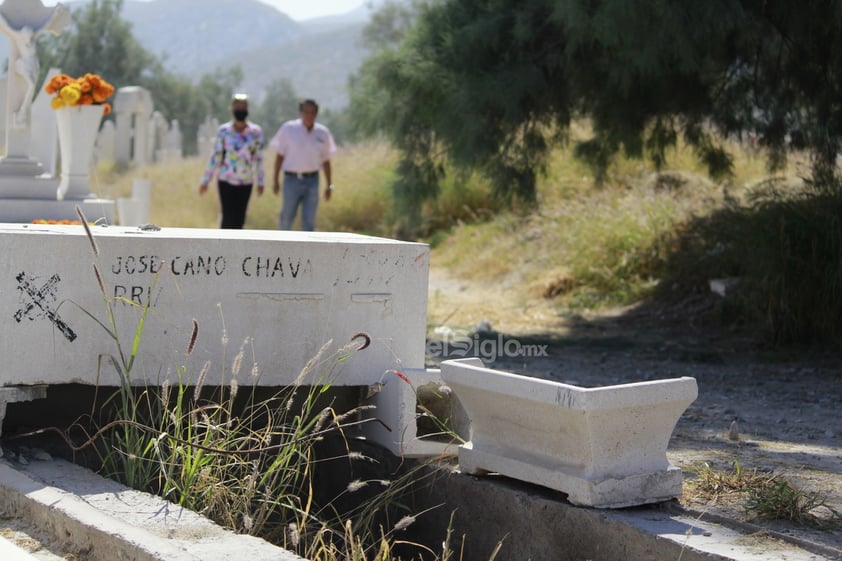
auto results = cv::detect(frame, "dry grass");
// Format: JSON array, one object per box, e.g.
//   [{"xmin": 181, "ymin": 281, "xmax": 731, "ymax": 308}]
[
  {"xmin": 685, "ymin": 462, "xmax": 841, "ymax": 528},
  {"xmin": 432, "ymin": 137, "xmax": 806, "ymax": 314},
  {"xmin": 93, "ymin": 156, "xmax": 220, "ymax": 228},
  {"xmin": 93, "ymin": 131, "xmax": 810, "ymax": 337},
  {"xmin": 92, "ymin": 139, "xmax": 399, "ymax": 233},
  {"xmin": 686, "ymin": 461, "xmax": 775, "ymax": 502}
]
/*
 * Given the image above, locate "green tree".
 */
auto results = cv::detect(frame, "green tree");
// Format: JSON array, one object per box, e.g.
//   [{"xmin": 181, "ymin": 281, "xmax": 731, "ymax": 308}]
[
  {"xmin": 352, "ymin": 0, "xmax": 842, "ymax": 208},
  {"xmin": 141, "ymin": 66, "xmax": 208, "ymax": 156},
  {"xmin": 36, "ymin": 0, "xmax": 247, "ymax": 156},
  {"xmin": 348, "ymin": 1, "xmax": 445, "ymax": 236},
  {"xmin": 251, "ymin": 77, "xmax": 299, "ymax": 139},
  {"xmin": 141, "ymin": 65, "xmax": 242, "ymax": 156},
  {"xmin": 196, "ymin": 65, "xmax": 245, "ymax": 123},
  {"xmin": 316, "ymin": 107, "xmax": 352, "ymax": 146},
  {"xmin": 36, "ymin": 0, "xmax": 155, "ymax": 88},
  {"xmin": 361, "ymin": 0, "xmax": 418, "ymax": 49}
]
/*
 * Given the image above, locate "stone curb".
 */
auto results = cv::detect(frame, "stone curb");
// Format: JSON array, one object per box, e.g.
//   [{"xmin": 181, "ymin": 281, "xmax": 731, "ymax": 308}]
[
  {"xmin": 0, "ymin": 457, "xmax": 302, "ymax": 561},
  {"xmin": 0, "ymin": 535, "xmax": 41, "ymax": 561},
  {"xmin": 2, "ymin": 451, "xmax": 838, "ymax": 561}
]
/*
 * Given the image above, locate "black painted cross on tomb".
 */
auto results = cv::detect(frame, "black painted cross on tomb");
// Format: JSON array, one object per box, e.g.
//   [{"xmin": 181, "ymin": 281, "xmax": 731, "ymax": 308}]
[{"xmin": 14, "ymin": 271, "xmax": 77, "ymax": 342}]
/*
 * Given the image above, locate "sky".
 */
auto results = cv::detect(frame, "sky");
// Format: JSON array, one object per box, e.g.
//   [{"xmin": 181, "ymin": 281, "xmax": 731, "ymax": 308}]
[
  {"xmin": 40, "ymin": 0, "xmax": 367, "ymax": 21},
  {"xmin": 257, "ymin": 0, "xmax": 365, "ymax": 20}
]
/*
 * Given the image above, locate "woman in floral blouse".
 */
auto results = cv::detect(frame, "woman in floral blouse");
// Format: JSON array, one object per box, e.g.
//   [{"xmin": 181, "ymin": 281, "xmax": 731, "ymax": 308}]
[{"xmin": 199, "ymin": 93, "xmax": 265, "ymax": 228}]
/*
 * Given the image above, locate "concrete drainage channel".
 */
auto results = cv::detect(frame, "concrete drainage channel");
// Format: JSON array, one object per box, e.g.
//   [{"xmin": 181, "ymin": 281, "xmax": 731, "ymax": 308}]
[{"xmin": 0, "ymin": 452, "xmax": 839, "ymax": 561}]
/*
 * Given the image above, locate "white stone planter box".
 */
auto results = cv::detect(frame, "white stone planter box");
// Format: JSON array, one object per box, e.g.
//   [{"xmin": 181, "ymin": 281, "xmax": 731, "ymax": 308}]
[{"xmin": 440, "ymin": 358, "xmax": 698, "ymax": 508}]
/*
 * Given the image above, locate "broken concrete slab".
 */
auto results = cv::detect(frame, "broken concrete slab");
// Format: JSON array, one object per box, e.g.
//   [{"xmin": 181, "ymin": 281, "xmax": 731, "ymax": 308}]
[
  {"xmin": 0, "ymin": 386, "xmax": 46, "ymax": 453},
  {"xmin": 363, "ymin": 367, "xmax": 468, "ymax": 458}
]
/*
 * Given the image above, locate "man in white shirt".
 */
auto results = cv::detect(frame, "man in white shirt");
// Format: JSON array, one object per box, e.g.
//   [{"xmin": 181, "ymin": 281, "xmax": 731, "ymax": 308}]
[{"xmin": 270, "ymin": 99, "xmax": 337, "ymax": 231}]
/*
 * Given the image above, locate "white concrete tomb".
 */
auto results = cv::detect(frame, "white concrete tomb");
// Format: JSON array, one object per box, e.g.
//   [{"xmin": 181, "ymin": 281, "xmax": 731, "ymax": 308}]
[
  {"xmin": 0, "ymin": 224, "xmax": 428, "ymax": 390},
  {"xmin": 440, "ymin": 357, "xmax": 698, "ymax": 508}
]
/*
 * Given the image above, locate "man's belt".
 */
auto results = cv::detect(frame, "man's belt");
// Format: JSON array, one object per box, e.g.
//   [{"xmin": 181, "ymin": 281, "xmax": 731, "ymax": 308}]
[{"xmin": 284, "ymin": 171, "xmax": 319, "ymax": 179}]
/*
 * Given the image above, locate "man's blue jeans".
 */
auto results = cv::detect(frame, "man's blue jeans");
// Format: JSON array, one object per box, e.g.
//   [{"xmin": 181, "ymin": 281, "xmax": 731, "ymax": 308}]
[{"xmin": 280, "ymin": 174, "xmax": 319, "ymax": 231}]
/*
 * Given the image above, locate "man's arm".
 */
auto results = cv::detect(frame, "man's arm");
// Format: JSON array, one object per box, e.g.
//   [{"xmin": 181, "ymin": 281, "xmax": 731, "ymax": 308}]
[
  {"xmin": 273, "ymin": 153, "xmax": 284, "ymax": 195},
  {"xmin": 322, "ymin": 160, "xmax": 333, "ymax": 201}
]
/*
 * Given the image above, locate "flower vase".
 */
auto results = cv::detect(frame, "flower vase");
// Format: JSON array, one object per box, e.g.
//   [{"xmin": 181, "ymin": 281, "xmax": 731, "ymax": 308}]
[{"xmin": 55, "ymin": 105, "xmax": 105, "ymax": 201}]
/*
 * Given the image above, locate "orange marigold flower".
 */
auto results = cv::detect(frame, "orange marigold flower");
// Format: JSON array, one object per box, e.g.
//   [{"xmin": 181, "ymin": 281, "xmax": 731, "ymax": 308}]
[
  {"xmin": 92, "ymin": 83, "xmax": 114, "ymax": 103},
  {"xmin": 77, "ymin": 77, "xmax": 93, "ymax": 93},
  {"xmin": 45, "ymin": 73, "xmax": 115, "ymax": 110},
  {"xmin": 45, "ymin": 73, "xmax": 73, "ymax": 94}
]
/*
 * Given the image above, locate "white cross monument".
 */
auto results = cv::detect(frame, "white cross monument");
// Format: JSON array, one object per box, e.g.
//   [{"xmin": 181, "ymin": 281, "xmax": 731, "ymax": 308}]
[
  {"xmin": 0, "ymin": 0, "xmax": 69, "ymax": 176},
  {"xmin": 0, "ymin": 0, "xmax": 113, "ymax": 223}
]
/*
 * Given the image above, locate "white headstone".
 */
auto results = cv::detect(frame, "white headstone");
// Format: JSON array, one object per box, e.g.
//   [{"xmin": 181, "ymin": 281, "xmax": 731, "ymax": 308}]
[
  {"xmin": 197, "ymin": 115, "xmax": 219, "ymax": 161},
  {"xmin": 440, "ymin": 358, "xmax": 698, "ymax": 508},
  {"xmin": 113, "ymin": 85, "xmax": 153, "ymax": 166},
  {"xmin": 0, "ymin": 226, "xmax": 444, "ymax": 456},
  {"xmin": 0, "ymin": 1, "xmax": 113, "ymax": 221},
  {"xmin": 148, "ymin": 110, "xmax": 166, "ymax": 163},
  {"xmin": 166, "ymin": 119, "xmax": 183, "ymax": 160},
  {"xmin": 96, "ymin": 119, "xmax": 116, "ymax": 163},
  {"xmin": 130, "ymin": 177, "xmax": 150, "ymax": 223},
  {"xmin": 116, "ymin": 196, "xmax": 142, "ymax": 226}
]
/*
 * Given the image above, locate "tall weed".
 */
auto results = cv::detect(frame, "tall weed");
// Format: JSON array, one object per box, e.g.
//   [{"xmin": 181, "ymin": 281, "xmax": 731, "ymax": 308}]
[{"xmin": 62, "ymin": 206, "xmax": 474, "ymax": 560}]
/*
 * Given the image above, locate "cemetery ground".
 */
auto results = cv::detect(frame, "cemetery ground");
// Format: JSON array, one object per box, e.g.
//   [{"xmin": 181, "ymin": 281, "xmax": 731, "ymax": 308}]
[
  {"xmin": 427, "ymin": 265, "xmax": 842, "ymax": 558},
  {"xmin": 57, "ymin": 143, "xmax": 840, "ymax": 558}
]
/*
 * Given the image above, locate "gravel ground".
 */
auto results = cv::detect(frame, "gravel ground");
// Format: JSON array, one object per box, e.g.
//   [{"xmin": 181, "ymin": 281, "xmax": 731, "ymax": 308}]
[{"xmin": 427, "ymin": 268, "xmax": 842, "ymax": 558}]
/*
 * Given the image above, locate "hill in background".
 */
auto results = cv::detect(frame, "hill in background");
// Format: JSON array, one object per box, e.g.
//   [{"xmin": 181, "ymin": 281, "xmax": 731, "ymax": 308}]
[
  {"xmin": 122, "ymin": 0, "xmax": 373, "ymax": 108},
  {"xmin": 213, "ymin": 21, "xmax": 368, "ymax": 110},
  {"xmin": 9, "ymin": 0, "xmax": 386, "ymax": 110},
  {"xmin": 121, "ymin": 0, "xmax": 302, "ymax": 74}
]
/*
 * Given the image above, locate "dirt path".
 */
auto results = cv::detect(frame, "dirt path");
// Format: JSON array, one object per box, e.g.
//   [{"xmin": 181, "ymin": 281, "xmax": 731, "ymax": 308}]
[{"xmin": 427, "ymin": 266, "xmax": 842, "ymax": 558}]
